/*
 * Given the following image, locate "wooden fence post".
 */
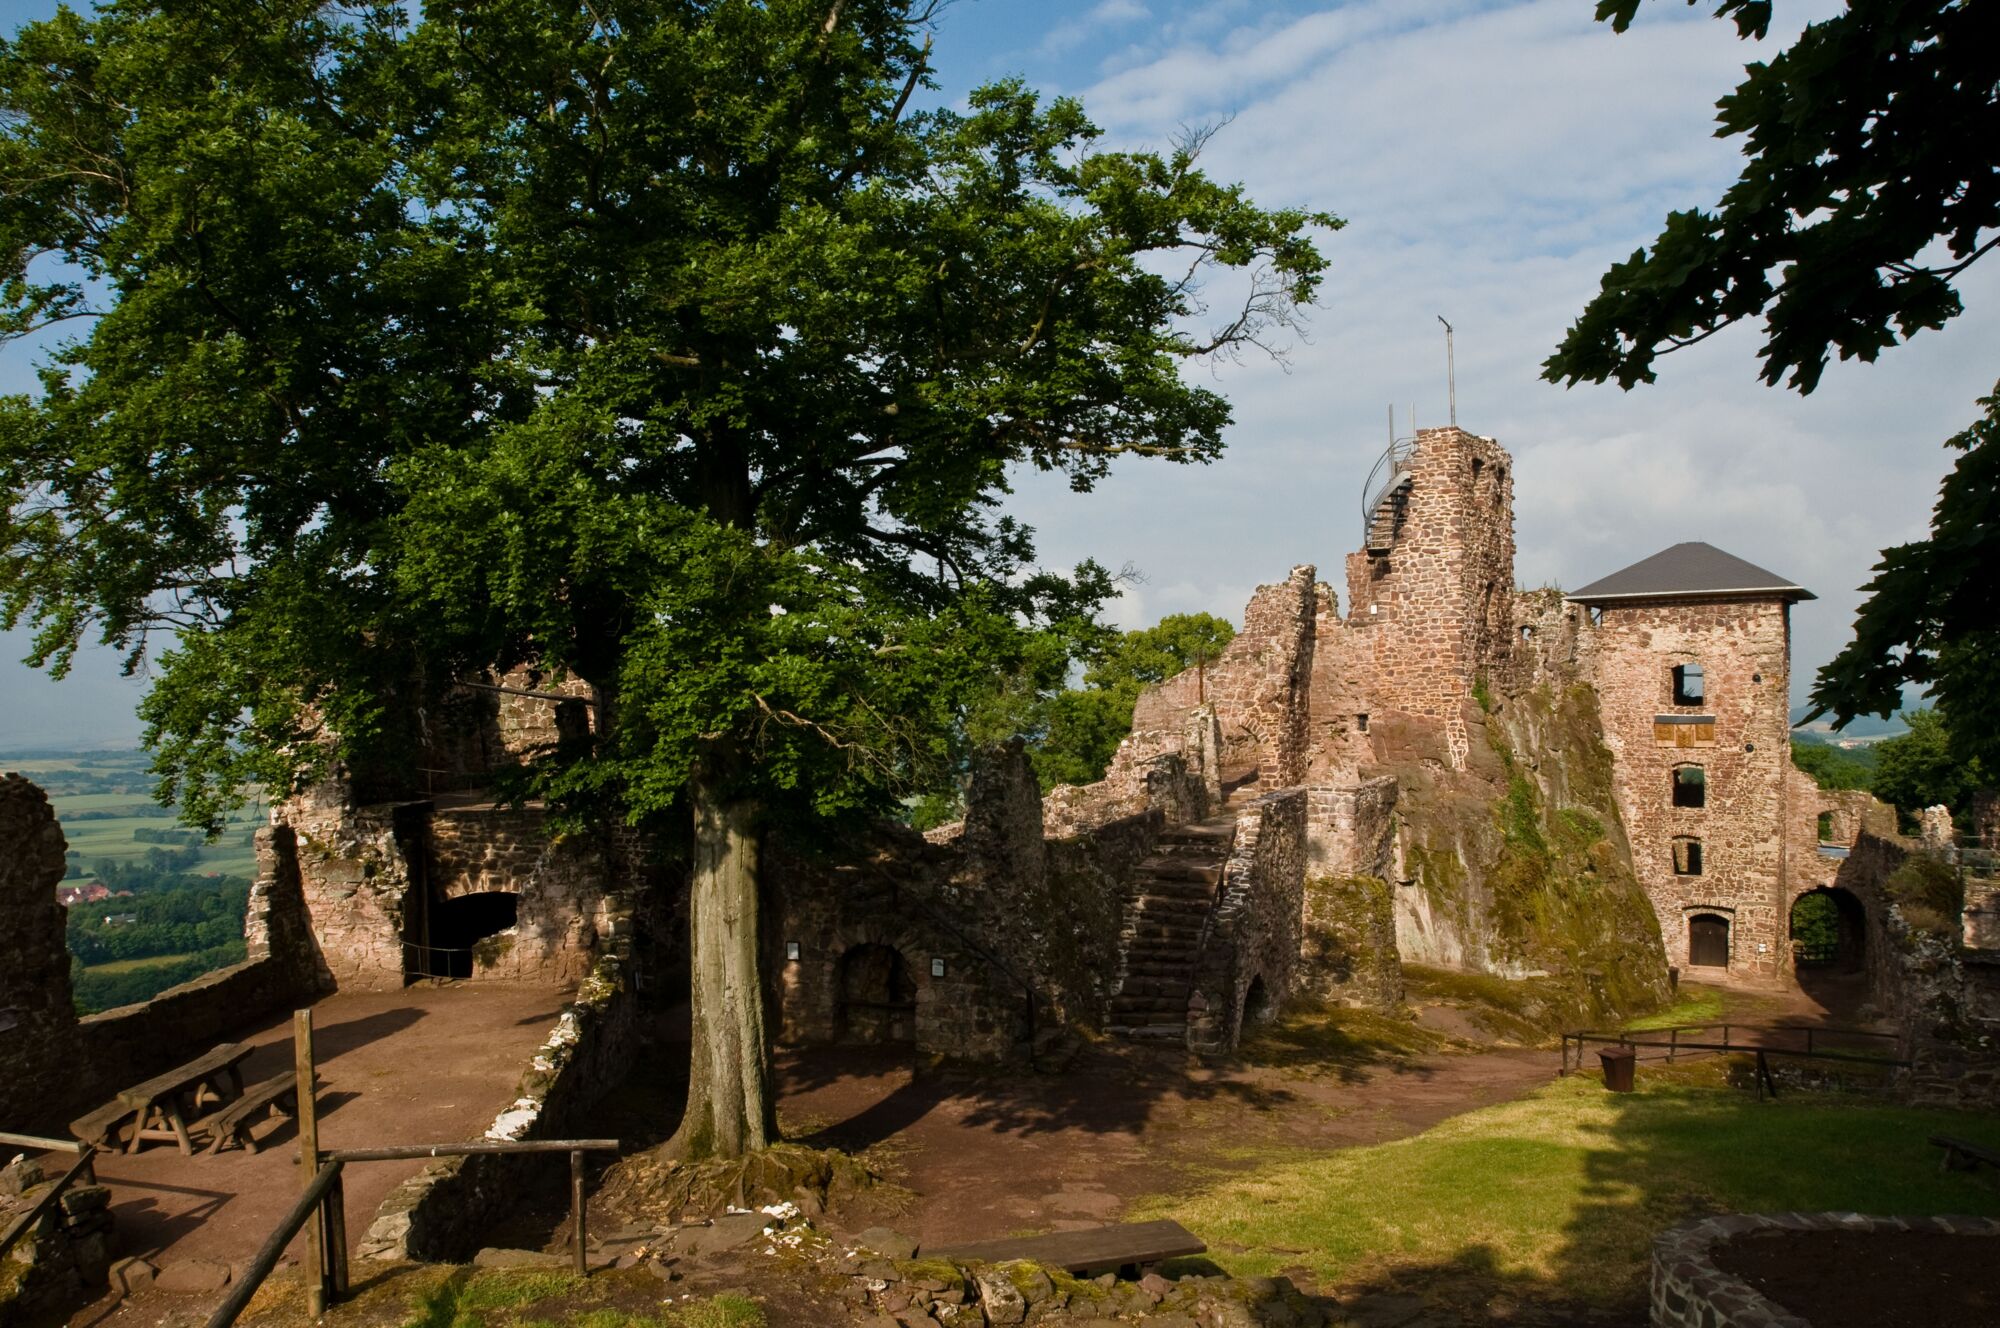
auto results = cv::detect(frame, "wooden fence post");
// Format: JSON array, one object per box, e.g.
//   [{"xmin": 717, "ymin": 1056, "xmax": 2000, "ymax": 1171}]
[
  {"xmin": 571, "ymin": 1150, "xmax": 588, "ymax": 1276},
  {"xmin": 295, "ymin": 1009, "xmax": 324, "ymax": 1318}
]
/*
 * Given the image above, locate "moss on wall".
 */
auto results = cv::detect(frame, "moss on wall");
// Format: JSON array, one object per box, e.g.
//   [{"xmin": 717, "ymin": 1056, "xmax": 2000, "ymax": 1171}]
[{"xmin": 1388, "ymin": 683, "xmax": 1670, "ymax": 1029}]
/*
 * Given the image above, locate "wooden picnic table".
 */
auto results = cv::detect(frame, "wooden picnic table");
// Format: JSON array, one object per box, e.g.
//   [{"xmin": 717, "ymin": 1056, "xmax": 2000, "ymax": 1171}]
[{"xmin": 111, "ymin": 1042, "xmax": 255, "ymax": 1155}]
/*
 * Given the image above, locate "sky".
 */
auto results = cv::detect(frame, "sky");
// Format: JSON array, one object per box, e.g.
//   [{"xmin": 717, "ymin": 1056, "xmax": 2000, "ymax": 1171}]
[{"xmin": 3, "ymin": 0, "xmax": 1993, "ymax": 749}]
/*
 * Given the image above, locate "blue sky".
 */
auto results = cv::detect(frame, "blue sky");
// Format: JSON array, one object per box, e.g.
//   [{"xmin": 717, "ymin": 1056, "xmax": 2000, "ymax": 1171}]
[{"xmin": 3, "ymin": 0, "xmax": 1993, "ymax": 748}]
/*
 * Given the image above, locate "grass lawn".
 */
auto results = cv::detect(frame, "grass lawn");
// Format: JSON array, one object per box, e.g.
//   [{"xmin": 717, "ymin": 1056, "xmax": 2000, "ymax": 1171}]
[
  {"xmin": 1620, "ymin": 986, "xmax": 1725, "ymax": 1032},
  {"xmin": 79, "ymin": 953, "xmax": 201, "ymax": 977},
  {"xmin": 1137, "ymin": 1061, "xmax": 2000, "ymax": 1314}
]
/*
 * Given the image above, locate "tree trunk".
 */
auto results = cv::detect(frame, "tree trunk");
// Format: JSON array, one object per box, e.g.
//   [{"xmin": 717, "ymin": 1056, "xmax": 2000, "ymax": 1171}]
[{"xmin": 666, "ymin": 768, "xmax": 776, "ymax": 1160}]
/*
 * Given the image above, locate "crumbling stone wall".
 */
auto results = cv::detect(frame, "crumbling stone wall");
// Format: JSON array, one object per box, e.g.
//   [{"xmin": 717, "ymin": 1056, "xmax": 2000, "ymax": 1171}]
[
  {"xmin": 1, "ymin": 785, "xmax": 327, "ymax": 1130},
  {"xmin": 1, "ymin": 1159, "xmax": 115, "ymax": 1326},
  {"xmin": 361, "ymin": 953, "xmax": 639, "ymax": 1261},
  {"xmin": 1131, "ymin": 567, "xmax": 1317, "ymax": 785},
  {"xmin": 425, "ymin": 803, "xmax": 618, "ymax": 985},
  {"xmin": 284, "ymin": 782, "xmax": 428, "ymax": 990},
  {"xmin": 1187, "ymin": 787, "xmax": 1308, "ymax": 1052},
  {"xmin": 777, "ymin": 744, "xmax": 1138, "ymax": 1060},
  {"xmin": 1341, "ymin": 427, "xmax": 1516, "ymax": 772},
  {"xmin": 1583, "ymin": 596, "xmax": 1796, "ymax": 983},
  {"xmin": 0, "ymin": 776, "xmax": 80, "ymax": 1129},
  {"xmin": 1040, "ymin": 707, "xmax": 1219, "ymax": 839}
]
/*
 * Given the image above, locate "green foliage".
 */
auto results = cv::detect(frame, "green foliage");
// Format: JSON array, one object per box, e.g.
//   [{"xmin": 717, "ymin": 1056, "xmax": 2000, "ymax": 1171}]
[
  {"xmin": 1471, "ymin": 676, "xmax": 1494, "ymax": 714},
  {"xmin": 1550, "ymin": 2, "xmax": 1997, "ymax": 394},
  {"xmin": 1872, "ymin": 708, "xmax": 1987, "ymax": 822},
  {"xmin": 1789, "ymin": 891, "xmax": 1841, "ymax": 953},
  {"xmin": 1790, "ymin": 738, "xmax": 1876, "ymax": 791},
  {"xmin": 1884, "ymin": 854, "xmax": 1963, "ymax": 936},
  {"xmin": 1809, "ymin": 387, "xmax": 2000, "ymax": 769},
  {"xmin": 0, "ymin": 2, "xmax": 1329, "ymax": 852},
  {"xmin": 69, "ymin": 944, "xmax": 246, "ymax": 1014},
  {"xmin": 1024, "ymin": 611, "xmax": 1236, "ymax": 790},
  {"xmin": 65, "ymin": 877, "xmax": 249, "ymax": 964}
]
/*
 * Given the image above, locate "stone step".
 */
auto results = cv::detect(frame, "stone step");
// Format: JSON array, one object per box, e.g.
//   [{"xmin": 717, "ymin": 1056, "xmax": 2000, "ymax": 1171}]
[
  {"xmin": 1136, "ymin": 857, "xmax": 1222, "ymax": 883},
  {"xmin": 1109, "ymin": 1023, "xmax": 1189, "ymax": 1042}
]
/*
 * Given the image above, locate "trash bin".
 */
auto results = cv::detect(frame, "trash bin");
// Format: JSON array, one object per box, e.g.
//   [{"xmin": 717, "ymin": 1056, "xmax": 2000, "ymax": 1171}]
[{"xmin": 1598, "ymin": 1046, "xmax": 1637, "ymax": 1093}]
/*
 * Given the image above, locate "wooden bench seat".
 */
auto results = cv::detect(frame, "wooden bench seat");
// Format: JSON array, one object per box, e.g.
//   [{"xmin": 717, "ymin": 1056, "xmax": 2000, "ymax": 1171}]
[
  {"xmin": 196, "ymin": 1073, "xmax": 302, "ymax": 1155},
  {"xmin": 1931, "ymin": 1133, "xmax": 2000, "ymax": 1175},
  {"xmin": 926, "ymin": 1219, "xmax": 1205, "ymax": 1277},
  {"xmin": 70, "ymin": 1101, "xmax": 136, "ymax": 1151}
]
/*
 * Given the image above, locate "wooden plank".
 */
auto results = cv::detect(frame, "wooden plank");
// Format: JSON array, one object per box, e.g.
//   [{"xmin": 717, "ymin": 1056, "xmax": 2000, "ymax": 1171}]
[
  {"xmin": 927, "ymin": 1219, "xmax": 1205, "ymax": 1273},
  {"xmin": 117, "ymin": 1043, "xmax": 251, "ymax": 1109}
]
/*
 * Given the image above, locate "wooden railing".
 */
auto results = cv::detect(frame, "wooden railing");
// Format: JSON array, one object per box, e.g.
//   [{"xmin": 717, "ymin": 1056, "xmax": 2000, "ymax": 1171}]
[
  {"xmin": 204, "ymin": 1009, "xmax": 620, "ymax": 1328},
  {"xmin": 1560, "ymin": 1022, "xmax": 1907, "ymax": 1100}
]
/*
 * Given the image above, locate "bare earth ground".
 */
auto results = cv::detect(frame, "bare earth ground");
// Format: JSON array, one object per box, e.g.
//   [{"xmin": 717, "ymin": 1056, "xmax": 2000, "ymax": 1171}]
[{"xmin": 62, "ymin": 984, "xmax": 569, "ymax": 1285}]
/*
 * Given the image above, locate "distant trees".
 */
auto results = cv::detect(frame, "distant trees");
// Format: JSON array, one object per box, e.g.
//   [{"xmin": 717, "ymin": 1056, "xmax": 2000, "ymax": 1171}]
[
  {"xmin": 1789, "ymin": 739, "xmax": 1875, "ymax": 793},
  {"xmin": 64, "ymin": 878, "xmax": 250, "ymax": 965},
  {"xmin": 1872, "ymin": 709, "xmax": 1988, "ymax": 826}
]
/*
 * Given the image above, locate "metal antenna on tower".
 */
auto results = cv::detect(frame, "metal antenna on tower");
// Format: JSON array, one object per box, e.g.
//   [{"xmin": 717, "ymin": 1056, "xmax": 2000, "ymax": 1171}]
[{"xmin": 1438, "ymin": 315, "xmax": 1456, "ymax": 427}]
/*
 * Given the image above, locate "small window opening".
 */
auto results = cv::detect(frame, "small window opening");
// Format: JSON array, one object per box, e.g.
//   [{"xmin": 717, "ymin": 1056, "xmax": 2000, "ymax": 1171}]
[
  {"xmin": 1672, "ymin": 766, "xmax": 1706, "ymax": 809},
  {"xmin": 1671, "ymin": 662, "xmax": 1705, "ymax": 706},
  {"xmin": 1520, "ymin": 624, "xmax": 1535, "ymax": 642},
  {"xmin": 1816, "ymin": 810, "xmax": 1835, "ymax": 842},
  {"xmin": 1673, "ymin": 837, "xmax": 1703, "ymax": 876},
  {"xmin": 1588, "ymin": 606, "xmax": 1604, "ymax": 627},
  {"xmin": 1472, "ymin": 457, "xmax": 1485, "ymax": 483},
  {"xmin": 1355, "ymin": 713, "xmax": 1370, "ymax": 734}
]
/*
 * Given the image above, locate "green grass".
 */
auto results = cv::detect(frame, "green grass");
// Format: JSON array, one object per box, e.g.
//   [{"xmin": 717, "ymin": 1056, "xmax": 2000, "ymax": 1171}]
[
  {"xmin": 1135, "ymin": 1069, "xmax": 2000, "ymax": 1313},
  {"xmin": 1620, "ymin": 987, "xmax": 1725, "ymax": 1032},
  {"xmin": 56, "ymin": 811, "xmax": 261, "ymax": 880},
  {"xmin": 1237, "ymin": 1002, "xmax": 1461, "ymax": 1079},
  {"xmin": 395, "ymin": 1269, "xmax": 763, "ymax": 1328},
  {"xmin": 79, "ymin": 952, "xmax": 202, "ymax": 976}
]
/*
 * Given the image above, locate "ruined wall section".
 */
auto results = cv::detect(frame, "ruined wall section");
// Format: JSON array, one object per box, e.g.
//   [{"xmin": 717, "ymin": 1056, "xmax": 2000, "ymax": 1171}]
[
  {"xmin": 1342, "ymin": 427, "xmax": 1516, "ymax": 772},
  {"xmin": 1582, "ymin": 596, "xmax": 1795, "ymax": 983},
  {"xmin": 284, "ymin": 782, "xmax": 429, "ymax": 990},
  {"xmin": 0, "ymin": 776, "xmax": 80, "ymax": 1128},
  {"xmin": 425, "ymin": 803, "xmax": 619, "ymax": 985},
  {"xmin": 1040, "ymin": 707, "xmax": 1220, "ymax": 839},
  {"xmin": 1131, "ymin": 566, "xmax": 1317, "ymax": 786},
  {"xmin": 1186, "ymin": 788, "xmax": 1308, "ymax": 1052}
]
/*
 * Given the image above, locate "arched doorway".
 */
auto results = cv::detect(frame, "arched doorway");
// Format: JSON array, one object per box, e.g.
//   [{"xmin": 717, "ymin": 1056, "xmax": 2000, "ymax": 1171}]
[
  {"xmin": 837, "ymin": 943, "xmax": 916, "ymax": 1044},
  {"xmin": 1241, "ymin": 975, "xmax": 1273, "ymax": 1028},
  {"xmin": 1687, "ymin": 913, "xmax": 1730, "ymax": 969},
  {"xmin": 416, "ymin": 891, "xmax": 519, "ymax": 980},
  {"xmin": 1792, "ymin": 888, "xmax": 1869, "ymax": 1017}
]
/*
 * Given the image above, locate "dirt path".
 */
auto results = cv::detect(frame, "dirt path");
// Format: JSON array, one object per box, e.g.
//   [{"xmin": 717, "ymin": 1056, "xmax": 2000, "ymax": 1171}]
[
  {"xmin": 69, "ymin": 983, "xmax": 570, "ymax": 1277},
  {"xmin": 764, "ymin": 1038, "xmax": 1558, "ymax": 1247}
]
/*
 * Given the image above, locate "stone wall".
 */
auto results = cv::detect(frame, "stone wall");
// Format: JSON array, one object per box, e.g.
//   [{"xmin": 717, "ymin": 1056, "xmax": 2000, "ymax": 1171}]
[
  {"xmin": 361, "ymin": 953, "xmax": 639, "ymax": 1261},
  {"xmin": 1299, "ymin": 874, "xmax": 1405, "ymax": 1009},
  {"xmin": 1304, "ymin": 776, "xmax": 1397, "ymax": 880},
  {"xmin": 0, "ymin": 776, "xmax": 81, "ymax": 1129},
  {"xmin": 1041, "ymin": 708, "xmax": 1219, "ymax": 839},
  {"xmin": 1, "ymin": 788, "xmax": 326, "ymax": 1130},
  {"xmin": 1583, "ymin": 596, "xmax": 1796, "ymax": 984},
  {"xmin": 425, "ymin": 803, "xmax": 618, "ymax": 985},
  {"xmin": 1341, "ymin": 427, "xmax": 1516, "ymax": 772},
  {"xmin": 1650, "ymin": 1212, "xmax": 2000, "ymax": 1328},
  {"xmin": 1187, "ymin": 787, "xmax": 1308, "ymax": 1052},
  {"xmin": 1131, "ymin": 568, "xmax": 1317, "ymax": 785},
  {"xmin": 776, "ymin": 744, "xmax": 1141, "ymax": 1060}
]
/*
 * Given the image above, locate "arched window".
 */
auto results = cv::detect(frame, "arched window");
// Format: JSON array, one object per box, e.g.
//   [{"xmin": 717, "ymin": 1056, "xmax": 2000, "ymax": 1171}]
[
  {"xmin": 1672, "ymin": 662, "xmax": 1705, "ymax": 706},
  {"xmin": 1672, "ymin": 766, "xmax": 1706, "ymax": 809}
]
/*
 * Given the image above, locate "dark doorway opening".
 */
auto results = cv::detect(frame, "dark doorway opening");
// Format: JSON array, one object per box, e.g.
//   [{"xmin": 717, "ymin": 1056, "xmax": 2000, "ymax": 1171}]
[
  {"xmin": 838, "ymin": 943, "xmax": 917, "ymax": 1045},
  {"xmin": 416, "ymin": 891, "xmax": 519, "ymax": 980},
  {"xmin": 1688, "ymin": 913, "xmax": 1730, "ymax": 968},
  {"xmin": 1241, "ymin": 976, "xmax": 1273, "ymax": 1028},
  {"xmin": 1792, "ymin": 889, "xmax": 1866, "ymax": 970}
]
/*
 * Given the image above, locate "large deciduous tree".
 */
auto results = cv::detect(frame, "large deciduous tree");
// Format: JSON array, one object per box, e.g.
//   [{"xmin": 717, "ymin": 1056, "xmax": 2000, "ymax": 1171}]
[
  {"xmin": 1544, "ymin": 0, "xmax": 1999, "ymax": 771},
  {"xmin": 0, "ymin": 0, "xmax": 1336, "ymax": 1157}
]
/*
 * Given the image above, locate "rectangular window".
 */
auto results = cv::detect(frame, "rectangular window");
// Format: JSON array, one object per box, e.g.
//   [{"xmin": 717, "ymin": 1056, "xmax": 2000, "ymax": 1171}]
[
  {"xmin": 1355, "ymin": 713, "xmax": 1370, "ymax": 733},
  {"xmin": 1672, "ymin": 662, "xmax": 1705, "ymax": 706},
  {"xmin": 1673, "ymin": 766, "xmax": 1706, "ymax": 809},
  {"xmin": 1673, "ymin": 837, "xmax": 1704, "ymax": 876}
]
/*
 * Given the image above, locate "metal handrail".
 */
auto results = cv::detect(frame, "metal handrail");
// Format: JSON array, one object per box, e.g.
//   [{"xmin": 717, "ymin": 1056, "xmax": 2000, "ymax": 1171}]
[{"xmin": 1361, "ymin": 434, "xmax": 1417, "ymax": 541}]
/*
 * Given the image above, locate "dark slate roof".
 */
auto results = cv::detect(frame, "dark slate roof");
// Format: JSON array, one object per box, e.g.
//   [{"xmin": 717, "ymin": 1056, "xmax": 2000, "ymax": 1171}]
[{"xmin": 1567, "ymin": 542, "xmax": 1815, "ymax": 603}]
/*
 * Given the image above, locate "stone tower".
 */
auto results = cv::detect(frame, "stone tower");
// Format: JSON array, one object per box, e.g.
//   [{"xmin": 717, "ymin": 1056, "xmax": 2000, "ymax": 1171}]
[
  {"xmin": 1570, "ymin": 543, "xmax": 1813, "ymax": 984},
  {"xmin": 1341, "ymin": 425, "xmax": 1516, "ymax": 770}
]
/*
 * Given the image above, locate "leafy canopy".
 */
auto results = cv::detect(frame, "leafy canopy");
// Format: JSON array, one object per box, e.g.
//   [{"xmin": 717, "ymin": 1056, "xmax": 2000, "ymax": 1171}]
[
  {"xmin": 1872, "ymin": 708, "xmax": 1987, "ymax": 824},
  {"xmin": 1549, "ymin": 0, "xmax": 1998, "ymax": 394},
  {"xmin": 0, "ymin": 0, "xmax": 1337, "ymax": 836}
]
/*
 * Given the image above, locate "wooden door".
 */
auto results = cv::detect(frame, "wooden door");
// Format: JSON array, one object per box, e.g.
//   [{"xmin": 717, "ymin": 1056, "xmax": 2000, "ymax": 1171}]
[{"xmin": 1688, "ymin": 914, "xmax": 1730, "ymax": 968}]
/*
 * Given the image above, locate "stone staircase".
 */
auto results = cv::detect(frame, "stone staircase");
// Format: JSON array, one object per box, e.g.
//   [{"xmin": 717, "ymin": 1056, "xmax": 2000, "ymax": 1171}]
[{"xmin": 1106, "ymin": 781, "xmax": 1252, "ymax": 1044}]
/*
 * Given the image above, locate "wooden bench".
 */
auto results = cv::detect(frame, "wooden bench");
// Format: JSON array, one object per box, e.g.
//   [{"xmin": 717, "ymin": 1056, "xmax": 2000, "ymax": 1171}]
[
  {"xmin": 70, "ymin": 1101, "xmax": 136, "ymax": 1151},
  {"xmin": 1931, "ymin": 1133, "xmax": 2000, "ymax": 1176},
  {"xmin": 196, "ymin": 1073, "xmax": 303, "ymax": 1155},
  {"xmin": 926, "ymin": 1219, "xmax": 1206, "ymax": 1277},
  {"xmin": 115, "ymin": 1042, "xmax": 253, "ymax": 1154}
]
